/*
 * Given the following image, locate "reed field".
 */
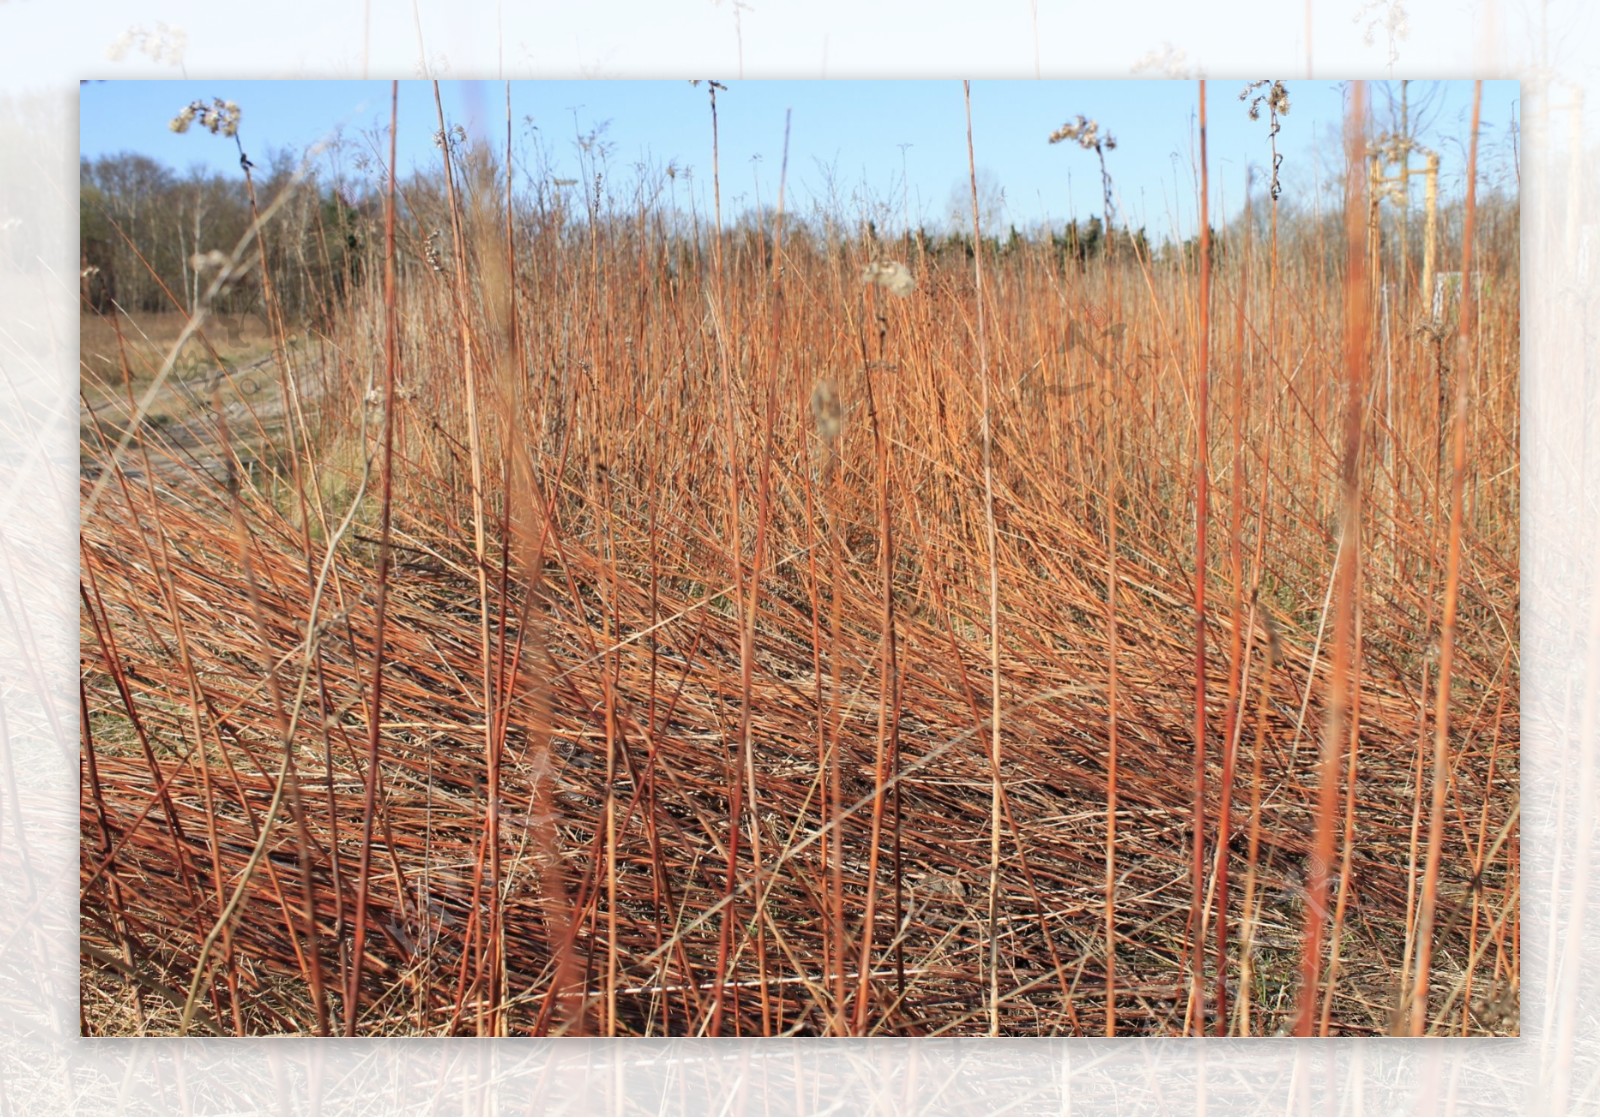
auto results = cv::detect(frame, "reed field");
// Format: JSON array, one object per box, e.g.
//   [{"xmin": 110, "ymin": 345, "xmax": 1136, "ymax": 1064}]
[{"xmin": 79, "ymin": 82, "xmax": 1519, "ymax": 1037}]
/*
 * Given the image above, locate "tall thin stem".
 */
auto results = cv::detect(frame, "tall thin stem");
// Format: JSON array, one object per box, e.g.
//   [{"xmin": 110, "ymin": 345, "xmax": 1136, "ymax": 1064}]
[
  {"xmin": 963, "ymin": 80, "xmax": 1004, "ymax": 1039},
  {"xmin": 1410, "ymin": 78, "xmax": 1482, "ymax": 1037},
  {"xmin": 1188, "ymin": 78, "xmax": 1213, "ymax": 1035},
  {"xmin": 344, "ymin": 80, "xmax": 399, "ymax": 1038},
  {"xmin": 1294, "ymin": 79, "xmax": 1370, "ymax": 1038}
]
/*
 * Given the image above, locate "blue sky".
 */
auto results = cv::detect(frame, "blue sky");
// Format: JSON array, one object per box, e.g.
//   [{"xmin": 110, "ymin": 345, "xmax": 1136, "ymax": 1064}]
[{"xmin": 80, "ymin": 79, "xmax": 1519, "ymax": 242}]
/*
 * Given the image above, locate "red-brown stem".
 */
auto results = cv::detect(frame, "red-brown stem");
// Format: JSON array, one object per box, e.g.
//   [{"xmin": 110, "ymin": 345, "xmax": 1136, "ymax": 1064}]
[
  {"xmin": 430, "ymin": 80, "xmax": 506, "ymax": 1035},
  {"xmin": 802, "ymin": 404, "xmax": 837, "ymax": 1030},
  {"xmin": 1188, "ymin": 78, "xmax": 1213, "ymax": 1035},
  {"xmin": 1103, "ymin": 347, "xmax": 1121, "ymax": 1038},
  {"xmin": 344, "ymin": 82, "xmax": 399, "ymax": 1037},
  {"xmin": 829, "ymin": 471, "xmax": 847, "ymax": 1032},
  {"xmin": 1102, "ymin": 140, "xmax": 1124, "ymax": 1041},
  {"xmin": 738, "ymin": 112, "xmax": 793, "ymax": 1037},
  {"xmin": 1410, "ymin": 79, "xmax": 1482, "ymax": 1037},
  {"xmin": 1211, "ymin": 178, "xmax": 1252, "ymax": 1033},
  {"xmin": 1320, "ymin": 604, "xmax": 1365, "ymax": 1034},
  {"xmin": 1294, "ymin": 79, "xmax": 1370, "ymax": 1038},
  {"xmin": 491, "ymin": 79, "xmax": 520, "ymax": 1034},
  {"xmin": 850, "ymin": 294, "xmax": 903, "ymax": 1035},
  {"xmin": 963, "ymin": 79, "xmax": 1005, "ymax": 1039},
  {"xmin": 1462, "ymin": 670, "xmax": 1511, "ymax": 1033}
]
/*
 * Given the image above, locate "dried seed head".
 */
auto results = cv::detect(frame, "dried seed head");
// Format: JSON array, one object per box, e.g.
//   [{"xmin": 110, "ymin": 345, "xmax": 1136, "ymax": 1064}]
[
  {"xmin": 433, "ymin": 124, "xmax": 468, "ymax": 152},
  {"xmin": 810, "ymin": 379, "xmax": 843, "ymax": 443},
  {"xmin": 109, "ymin": 22, "xmax": 187, "ymax": 67},
  {"xmin": 424, "ymin": 229, "xmax": 448, "ymax": 275},
  {"xmin": 1243, "ymin": 80, "xmax": 1290, "ymax": 121},
  {"xmin": 1354, "ymin": 0, "xmax": 1410, "ymax": 61},
  {"xmin": 861, "ymin": 259, "xmax": 915, "ymax": 298},
  {"xmin": 170, "ymin": 97, "xmax": 241, "ymax": 138},
  {"xmin": 1257, "ymin": 607, "xmax": 1282, "ymax": 665},
  {"xmin": 1243, "ymin": 81, "xmax": 1292, "ymax": 200},
  {"xmin": 1130, "ymin": 42, "xmax": 1194, "ymax": 79},
  {"xmin": 1049, "ymin": 114, "xmax": 1115, "ymax": 152},
  {"xmin": 1269, "ymin": 81, "xmax": 1290, "ymax": 117},
  {"xmin": 811, "ymin": 380, "xmax": 845, "ymax": 481}
]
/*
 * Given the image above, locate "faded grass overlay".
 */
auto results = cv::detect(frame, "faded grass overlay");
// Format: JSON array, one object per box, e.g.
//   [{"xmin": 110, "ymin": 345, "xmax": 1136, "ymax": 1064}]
[{"xmin": 75, "ymin": 80, "xmax": 1516, "ymax": 1042}]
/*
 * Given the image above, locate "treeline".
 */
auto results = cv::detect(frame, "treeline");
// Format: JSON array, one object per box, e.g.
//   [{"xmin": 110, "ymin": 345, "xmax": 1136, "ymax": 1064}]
[
  {"xmin": 80, "ymin": 150, "xmax": 372, "ymax": 322},
  {"xmin": 81, "ymin": 147, "xmax": 1518, "ymax": 325},
  {"xmin": 1254, "ymin": 187, "xmax": 1520, "ymax": 302},
  {"xmin": 889, "ymin": 216, "xmax": 1154, "ymax": 269}
]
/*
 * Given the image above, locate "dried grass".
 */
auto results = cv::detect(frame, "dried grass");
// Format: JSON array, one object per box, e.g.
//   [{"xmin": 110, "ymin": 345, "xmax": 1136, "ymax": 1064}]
[{"xmin": 79, "ymin": 97, "xmax": 1518, "ymax": 1036}]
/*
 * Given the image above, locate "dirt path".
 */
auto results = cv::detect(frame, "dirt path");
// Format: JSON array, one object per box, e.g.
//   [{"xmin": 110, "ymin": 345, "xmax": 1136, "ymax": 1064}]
[{"xmin": 81, "ymin": 344, "xmax": 325, "ymax": 489}]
